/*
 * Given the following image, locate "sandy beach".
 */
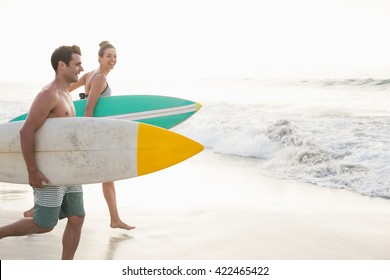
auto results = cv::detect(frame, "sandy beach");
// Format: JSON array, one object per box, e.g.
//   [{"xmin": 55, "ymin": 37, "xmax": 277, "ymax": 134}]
[{"xmin": 1, "ymin": 150, "xmax": 390, "ymax": 260}]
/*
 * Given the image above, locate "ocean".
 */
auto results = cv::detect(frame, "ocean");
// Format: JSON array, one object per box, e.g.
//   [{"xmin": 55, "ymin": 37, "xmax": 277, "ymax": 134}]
[
  {"xmin": 174, "ymin": 78, "xmax": 390, "ymax": 199},
  {"xmin": 1, "ymin": 76, "xmax": 390, "ymax": 199}
]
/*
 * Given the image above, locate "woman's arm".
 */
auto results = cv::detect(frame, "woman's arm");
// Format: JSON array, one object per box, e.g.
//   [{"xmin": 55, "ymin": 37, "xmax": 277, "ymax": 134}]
[
  {"xmin": 84, "ymin": 73, "xmax": 106, "ymax": 117},
  {"xmin": 68, "ymin": 72, "xmax": 88, "ymax": 93}
]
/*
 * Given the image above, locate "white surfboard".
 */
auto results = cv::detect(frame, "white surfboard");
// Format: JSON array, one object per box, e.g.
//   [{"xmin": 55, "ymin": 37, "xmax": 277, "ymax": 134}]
[{"xmin": 0, "ymin": 118, "xmax": 203, "ymax": 185}]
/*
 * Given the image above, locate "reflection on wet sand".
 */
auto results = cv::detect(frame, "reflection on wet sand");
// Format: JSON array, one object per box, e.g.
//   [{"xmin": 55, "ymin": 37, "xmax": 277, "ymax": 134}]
[
  {"xmin": 0, "ymin": 189, "xmax": 29, "ymax": 201},
  {"xmin": 106, "ymin": 233, "xmax": 134, "ymax": 260}
]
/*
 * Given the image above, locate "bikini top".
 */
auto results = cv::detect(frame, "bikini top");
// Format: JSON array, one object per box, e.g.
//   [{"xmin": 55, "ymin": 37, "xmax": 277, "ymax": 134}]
[
  {"xmin": 79, "ymin": 72, "xmax": 112, "ymax": 99},
  {"xmin": 98, "ymin": 83, "xmax": 111, "ymax": 97}
]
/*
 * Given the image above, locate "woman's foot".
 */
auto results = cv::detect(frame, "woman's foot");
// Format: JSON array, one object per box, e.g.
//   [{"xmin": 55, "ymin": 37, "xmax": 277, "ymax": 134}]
[
  {"xmin": 110, "ymin": 220, "xmax": 135, "ymax": 230},
  {"xmin": 23, "ymin": 207, "xmax": 34, "ymax": 218}
]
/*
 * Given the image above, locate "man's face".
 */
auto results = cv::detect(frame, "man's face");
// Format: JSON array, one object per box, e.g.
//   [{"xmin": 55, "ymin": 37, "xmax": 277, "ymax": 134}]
[{"xmin": 65, "ymin": 54, "xmax": 84, "ymax": 83}]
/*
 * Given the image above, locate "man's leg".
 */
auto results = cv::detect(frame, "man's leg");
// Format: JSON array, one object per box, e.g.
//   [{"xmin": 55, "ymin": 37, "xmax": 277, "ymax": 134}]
[
  {"xmin": 0, "ymin": 218, "xmax": 52, "ymax": 239},
  {"xmin": 61, "ymin": 215, "xmax": 85, "ymax": 260}
]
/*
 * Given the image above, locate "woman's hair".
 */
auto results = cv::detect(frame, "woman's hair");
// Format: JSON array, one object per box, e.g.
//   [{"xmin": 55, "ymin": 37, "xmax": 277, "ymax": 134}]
[
  {"xmin": 51, "ymin": 45, "xmax": 81, "ymax": 72},
  {"xmin": 98, "ymin": 41, "xmax": 115, "ymax": 57}
]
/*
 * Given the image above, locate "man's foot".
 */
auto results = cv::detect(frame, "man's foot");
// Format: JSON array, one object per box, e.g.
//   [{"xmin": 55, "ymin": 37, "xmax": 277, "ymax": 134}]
[
  {"xmin": 110, "ymin": 220, "xmax": 135, "ymax": 230},
  {"xmin": 23, "ymin": 207, "xmax": 34, "ymax": 218}
]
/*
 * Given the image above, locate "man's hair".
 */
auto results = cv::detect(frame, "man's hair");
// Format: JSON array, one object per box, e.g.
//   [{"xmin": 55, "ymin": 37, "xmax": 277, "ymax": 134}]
[
  {"xmin": 98, "ymin": 41, "xmax": 115, "ymax": 57},
  {"xmin": 51, "ymin": 45, "xmax": 82, "ymax": 72}
]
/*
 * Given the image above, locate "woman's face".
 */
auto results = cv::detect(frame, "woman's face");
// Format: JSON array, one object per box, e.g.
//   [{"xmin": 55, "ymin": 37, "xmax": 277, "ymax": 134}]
[{"xmin": 100, "ymin": 47, "xmax": 117, "ymax": 69}]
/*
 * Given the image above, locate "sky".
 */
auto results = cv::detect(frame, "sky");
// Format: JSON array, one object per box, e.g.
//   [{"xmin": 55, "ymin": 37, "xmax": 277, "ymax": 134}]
[{"xmin": 1, "ymin": 0, "xmax": 390, "ymax": 83}]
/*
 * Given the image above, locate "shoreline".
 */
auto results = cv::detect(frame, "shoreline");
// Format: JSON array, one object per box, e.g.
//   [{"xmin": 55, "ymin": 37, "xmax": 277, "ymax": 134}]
[{"xmin": 1, "ymin": 150, "xmax": 390, "ymax": 259}]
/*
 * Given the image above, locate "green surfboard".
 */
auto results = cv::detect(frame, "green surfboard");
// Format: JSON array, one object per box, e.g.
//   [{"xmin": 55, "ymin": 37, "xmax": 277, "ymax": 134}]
[{"xmin": 9, "ymin": 95, "xmax": 202, "ymax": 129}]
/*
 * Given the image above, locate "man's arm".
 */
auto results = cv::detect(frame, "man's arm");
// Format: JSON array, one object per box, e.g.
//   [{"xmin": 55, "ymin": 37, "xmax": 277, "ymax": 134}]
[{"xmin": 20, "ymin": 90, "xmax": 57, "ymax": 188}]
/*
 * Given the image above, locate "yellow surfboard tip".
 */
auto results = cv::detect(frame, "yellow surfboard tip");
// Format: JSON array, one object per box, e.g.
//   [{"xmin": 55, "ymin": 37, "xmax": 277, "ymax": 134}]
[
  {"xmin": 195, "ymin": 102, "xmax": 202, "ymax": 112},
  {"xmin": 137, "ymin": 123, "xmax": 203, "ymax": 176}
]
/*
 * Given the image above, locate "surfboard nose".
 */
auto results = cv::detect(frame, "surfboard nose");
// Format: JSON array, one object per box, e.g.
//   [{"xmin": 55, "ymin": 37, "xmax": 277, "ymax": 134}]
[
  {"xmin": 137, "ymin": 123, "xmax": 204, "ymax": 176},
  {"xmin": 195, "ymin": 102, "xmax": 202, "ymax": 112}
]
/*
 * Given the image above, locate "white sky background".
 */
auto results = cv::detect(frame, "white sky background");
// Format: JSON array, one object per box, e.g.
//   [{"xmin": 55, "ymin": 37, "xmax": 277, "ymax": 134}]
[{"xmin": 1, "ymin": 0, "xmax": 390, "ymax": 83}]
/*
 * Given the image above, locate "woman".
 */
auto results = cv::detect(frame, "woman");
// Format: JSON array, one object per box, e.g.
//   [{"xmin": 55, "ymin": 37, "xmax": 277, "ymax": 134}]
[
  {"xmin": 24, "ymin": 41, "xmax": 135, "ymax": 231},
  {"xmin": 71, "ymin": 41, "xmax": 134, "ymax": 230}
]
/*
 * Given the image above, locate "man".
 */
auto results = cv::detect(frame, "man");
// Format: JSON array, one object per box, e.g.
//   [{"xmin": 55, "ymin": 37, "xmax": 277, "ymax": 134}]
[{"xmin": 0, "ymin": 45, "xmax": 85, "ymax": 260}]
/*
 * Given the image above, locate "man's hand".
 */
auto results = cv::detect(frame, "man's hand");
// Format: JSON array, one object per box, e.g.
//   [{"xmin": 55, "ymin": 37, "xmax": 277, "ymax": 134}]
[{"xmin": 28, "ymin": 169, "xmax": 51, "ymax": 188}]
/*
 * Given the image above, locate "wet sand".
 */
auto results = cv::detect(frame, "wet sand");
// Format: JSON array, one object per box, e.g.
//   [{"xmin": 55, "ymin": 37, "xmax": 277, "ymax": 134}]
[{"xmin": 1, "ymin": 151, "xmax": 390, "ymax": 260}]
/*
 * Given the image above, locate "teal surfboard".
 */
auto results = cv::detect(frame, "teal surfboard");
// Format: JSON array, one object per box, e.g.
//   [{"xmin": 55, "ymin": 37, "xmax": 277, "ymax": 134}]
[{"xmin": 9, "ymin": 95, "xmax": 202, "ymax": 129}]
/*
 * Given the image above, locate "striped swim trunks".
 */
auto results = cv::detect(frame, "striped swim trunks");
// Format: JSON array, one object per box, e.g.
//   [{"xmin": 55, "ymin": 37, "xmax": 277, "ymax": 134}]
[{"xmin": 33, "ymin": 185, "xmax": 85, "ymax": 228}]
